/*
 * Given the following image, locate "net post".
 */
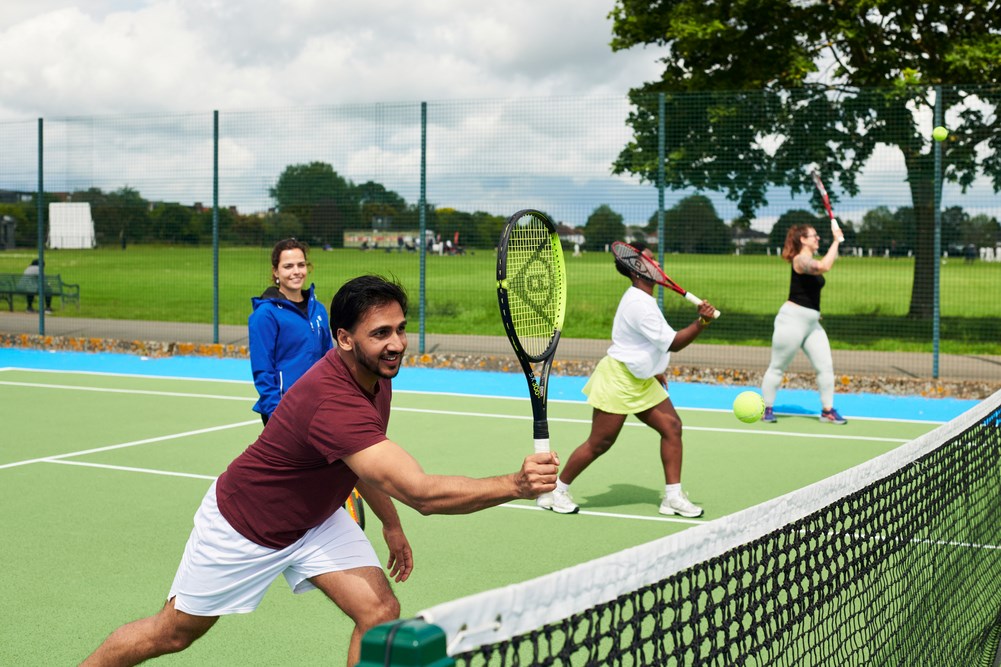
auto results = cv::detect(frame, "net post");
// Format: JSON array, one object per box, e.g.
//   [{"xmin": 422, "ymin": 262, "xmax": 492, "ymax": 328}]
[
  {"xmin": 212, "ymin": 109, "xmax": 220, "ymax": 344},
  {"xmin": 357, "ymin": 619, "xmax": 454, "ymax": 667}
]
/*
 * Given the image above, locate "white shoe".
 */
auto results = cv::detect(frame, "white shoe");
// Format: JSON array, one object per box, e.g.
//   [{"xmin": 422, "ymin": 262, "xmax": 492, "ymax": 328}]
[
  {"xmin": 659, "ymin": 492, "xmax": 703, "ymax": 518},
  {"xmin": 536, "ymin": 492, "xmax": 554, "ymax": 510},
  {"xmin": 547, "ymin": 488, "xmax": 579, "ymax": 514}
]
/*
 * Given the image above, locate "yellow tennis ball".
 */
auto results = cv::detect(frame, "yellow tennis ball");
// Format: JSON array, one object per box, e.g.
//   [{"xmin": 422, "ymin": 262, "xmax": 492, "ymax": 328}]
[
  {"xmin": 932, "ymin": 126, "xmax": 949, "ymax": 142},
  {"xmin": 733, "ymin": 391, "xmax": 765, "ymax": 423}
]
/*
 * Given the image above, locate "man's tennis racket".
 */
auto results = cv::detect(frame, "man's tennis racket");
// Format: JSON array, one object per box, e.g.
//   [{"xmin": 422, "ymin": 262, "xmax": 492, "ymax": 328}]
[
  {"xmin": 496, "ymin": 209, "xmax": 567, "ymax": 511},
  {"xmin": 811, "ymin": 171, "xmax": 845, "ymax": 242},
  {"xmin": 611, "ymin": 241, "xmax": 721, "ymax": 319}
]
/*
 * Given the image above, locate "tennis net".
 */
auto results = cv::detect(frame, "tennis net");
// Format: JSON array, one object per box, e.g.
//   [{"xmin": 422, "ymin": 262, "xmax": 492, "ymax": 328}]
[{"xmin": 414, "ymin": 390, "xmax": 1001, "ymax": 666}]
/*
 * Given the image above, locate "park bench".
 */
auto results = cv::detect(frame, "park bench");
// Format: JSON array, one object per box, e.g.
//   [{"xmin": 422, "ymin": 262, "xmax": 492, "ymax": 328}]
[{"xmin": 0, "ymin": 273, "xmax": 80, "ymax": 312}]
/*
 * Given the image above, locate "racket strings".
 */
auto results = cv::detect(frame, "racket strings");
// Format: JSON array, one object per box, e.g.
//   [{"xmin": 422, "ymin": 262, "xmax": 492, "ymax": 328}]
[
  {"xmin": 505, "ymin": 218, "xmax": 563, "ymax": 358},
  {"xmin": 612, "ymin": 243, "xmax": 662, "ymax": 285}
]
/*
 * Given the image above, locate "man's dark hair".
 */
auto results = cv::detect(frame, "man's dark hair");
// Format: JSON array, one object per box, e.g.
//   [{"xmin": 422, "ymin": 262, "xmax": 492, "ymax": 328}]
[
  {"xmin": 614, "ymin": 240, "xmax": 649, "ymax": 278},
  {"xmin": 330, "ymin": 275, "xmax": 409, "ymax": 333}
]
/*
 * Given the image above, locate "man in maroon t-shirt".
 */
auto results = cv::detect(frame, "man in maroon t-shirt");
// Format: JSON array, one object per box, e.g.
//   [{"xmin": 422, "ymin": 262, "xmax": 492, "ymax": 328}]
[{"xmin": 83, "ymin": 276, "xmax": 561, "ymax": 667}]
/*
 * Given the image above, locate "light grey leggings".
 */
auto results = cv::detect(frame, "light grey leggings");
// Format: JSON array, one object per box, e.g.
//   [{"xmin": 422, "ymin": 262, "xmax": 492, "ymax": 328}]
[{"xmin": 761, "ymin": 301, "xmax": 835, "ymax": 409}]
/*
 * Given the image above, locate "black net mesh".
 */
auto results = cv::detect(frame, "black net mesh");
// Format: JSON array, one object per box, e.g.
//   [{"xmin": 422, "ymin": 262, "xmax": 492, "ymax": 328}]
[{"xmin": 449, "ymin": 397, "xmax": 1001, "ymax": 666}]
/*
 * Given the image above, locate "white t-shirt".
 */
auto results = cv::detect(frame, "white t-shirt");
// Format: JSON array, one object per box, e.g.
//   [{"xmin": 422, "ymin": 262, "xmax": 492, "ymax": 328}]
[{"xmin": 607, "ymin": 286, "xmax": 677, "ymax": 380}]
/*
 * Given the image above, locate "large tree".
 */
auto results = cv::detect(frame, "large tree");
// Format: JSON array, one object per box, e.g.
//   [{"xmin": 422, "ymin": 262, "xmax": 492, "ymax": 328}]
[
  {"xmin": 269, "ymin": 162, "xmax": 360, "ymax": 246},
  {"xmin": 584, "ymin": 204, "xmax": 626, "ymax": 251},
  {"xmin": 609, "ymin": 0, "xmax": 1001, "ymax": 317}
]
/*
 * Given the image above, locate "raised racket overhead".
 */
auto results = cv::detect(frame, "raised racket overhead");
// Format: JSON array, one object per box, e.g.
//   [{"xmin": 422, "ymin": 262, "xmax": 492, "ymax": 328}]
[
  {"xmin": 611, "ymin": 241, "xmax": 721, "ymax": 319},
  {"xmin": 496, "ymin": 209, "xmax": 568, "ymax": 512},
  {"xmin": 811, "ymin": 170, "xmax": 845, "ymax": 242}
]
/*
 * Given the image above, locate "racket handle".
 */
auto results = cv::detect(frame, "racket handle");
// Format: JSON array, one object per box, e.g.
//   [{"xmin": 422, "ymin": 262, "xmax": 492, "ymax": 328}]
[
  {"xmin": 830, "ymin": 218, "xmax": 845, "ymax": 242},
  {"xmin": 534, "ymin": 437, "xmax": 550, "ymax": 454},
  {"xmin": 684, "ymin": 292, "xmax": 722, "ymax": 319}
]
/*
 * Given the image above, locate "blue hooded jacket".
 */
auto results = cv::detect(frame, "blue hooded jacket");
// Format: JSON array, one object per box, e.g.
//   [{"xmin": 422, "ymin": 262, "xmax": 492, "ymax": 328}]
[{"xmin": 248, "ymin": 283, "xmax": 333, "ymax": 418}]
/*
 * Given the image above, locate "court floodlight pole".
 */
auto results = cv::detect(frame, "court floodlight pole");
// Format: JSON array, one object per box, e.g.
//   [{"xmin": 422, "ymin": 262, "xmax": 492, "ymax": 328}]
[
  {"xmin": 419, "ymin": 101, "xmax": 427, "ymax": 354},
  {"xmin": 37, "ymin": 118, "xmax": 45, "ymax": 335},
  {"xmin": 656, "ymin": 93, "xmax": 666, "ymax": 310},
  {"xmin": 932, "ymin": 88, "xmax": 943, "ymax": 379},
  {"xmin": 212, "ymin": 110, "xmax": 220, "ymax": 344}
]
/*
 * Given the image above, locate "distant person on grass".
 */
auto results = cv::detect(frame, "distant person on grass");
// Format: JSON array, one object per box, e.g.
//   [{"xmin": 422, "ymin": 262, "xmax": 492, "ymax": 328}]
[
  {"xmin": 760, "ymin": 224, "xmax": 846, "ymax": 425},
  {"xmin": 81, "ymin": 275, "xmax": 560, "ymax": 667},
  {"xmin": 248, "ymin": 238, "xmax": 332, "ymax": 425},
  {"xmin": 546, "ymin": 242, "xmax": 716, "ymax": 518}
]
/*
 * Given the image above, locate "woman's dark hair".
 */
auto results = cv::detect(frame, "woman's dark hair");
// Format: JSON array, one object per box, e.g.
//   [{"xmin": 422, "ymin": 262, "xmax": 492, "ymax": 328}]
[
  {"xmin": 270, "ymin": 238, "xmax": 311, "ymax": 270},
  {"xmin": 614, "ymin": 240, "xmax": 649, "ymax": 278},
  {"xmin": 330, "ymin": 275, "xmax": 409, "ymax": 333}
]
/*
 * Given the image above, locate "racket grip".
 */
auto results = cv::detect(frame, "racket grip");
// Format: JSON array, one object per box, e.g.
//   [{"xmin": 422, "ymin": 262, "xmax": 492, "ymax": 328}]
[
  {"xmin": 831, "ymin": 218, "xmax": 845, "ymax": 242},
  {"xmin": 685, "ymin": 292, "xmax": 722, "ymax": 319},
  {"xmin": 534, "ymin": 438, "xmax": 550, "ymax": 454}
]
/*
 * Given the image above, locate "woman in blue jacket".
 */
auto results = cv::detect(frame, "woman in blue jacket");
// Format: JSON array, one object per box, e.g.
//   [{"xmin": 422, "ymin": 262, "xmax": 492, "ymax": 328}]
[{"xmin": 248, "ymin": 239, "xmax": 333, "ymax": 424}]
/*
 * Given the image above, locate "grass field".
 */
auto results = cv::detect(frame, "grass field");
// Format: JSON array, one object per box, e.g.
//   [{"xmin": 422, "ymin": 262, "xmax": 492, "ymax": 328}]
[{"xmin": 1, "ymin": 246, "xmax": 999, "ymax": 353}]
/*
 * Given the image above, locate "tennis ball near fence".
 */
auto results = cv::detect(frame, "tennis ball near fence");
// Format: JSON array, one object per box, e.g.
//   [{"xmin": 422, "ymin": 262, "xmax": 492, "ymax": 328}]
[
  {"xmin": 733, "ymin": 391, "xmax": 765, "ymax": 424},
  {"xmin": 932, "ymin": 126, "xmax": 949, "ymax": 142}
]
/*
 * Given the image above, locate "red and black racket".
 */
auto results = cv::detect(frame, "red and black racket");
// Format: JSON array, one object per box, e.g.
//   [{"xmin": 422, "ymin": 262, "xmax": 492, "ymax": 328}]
[
  {"xmin": 811, "ymin": 171, "xmax": 845, "ymax": 242},
  {"xmin": 611, "ymin": 241, "xmax": 720, "ymax": 319}
]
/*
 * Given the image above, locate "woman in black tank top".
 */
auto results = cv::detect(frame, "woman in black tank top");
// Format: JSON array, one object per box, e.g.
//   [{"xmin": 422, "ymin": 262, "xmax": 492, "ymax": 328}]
[{"xmin": 759, "ymin": 224, "xmax": 847, "ymax": 425}]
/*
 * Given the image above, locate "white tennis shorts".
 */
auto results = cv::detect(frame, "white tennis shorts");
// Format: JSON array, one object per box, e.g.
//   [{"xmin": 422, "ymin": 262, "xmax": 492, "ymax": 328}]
[{"xmin": 168, "ymin": 481, "xmax": 380, "ymax": 616}]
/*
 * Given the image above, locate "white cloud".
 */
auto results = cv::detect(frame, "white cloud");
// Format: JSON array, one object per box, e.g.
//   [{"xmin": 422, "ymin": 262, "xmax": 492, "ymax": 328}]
[{"xmin": 0, "ymin": 0, "xmax": 663, "ymax": 119}]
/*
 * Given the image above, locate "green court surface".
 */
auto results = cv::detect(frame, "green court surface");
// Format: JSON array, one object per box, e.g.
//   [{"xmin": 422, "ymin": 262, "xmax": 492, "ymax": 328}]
[{"xmin": 0, "ymin": 369, "xmax": 937, "ymax": 666}]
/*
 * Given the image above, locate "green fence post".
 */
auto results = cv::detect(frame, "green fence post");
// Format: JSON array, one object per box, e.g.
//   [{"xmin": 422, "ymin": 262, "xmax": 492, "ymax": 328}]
[
  {"xmin": 656, "ymin": 92, "xmax": 665, "ymax": 310},
  {"xmin": 419, "ymin": 101, "xmax": 427, "ymax": 354},
  {"xmin": 931, "ymin": 87, "xmax": 943, "ymax": 379},
  {"xmin": 212, "ymin": 110, "xmax": 220, "ymax": 344},
  {"xmin": 36, "ymin": 118, "xmax": 45, "ymax": 335},
  {"xmin": 356, "ymin": 619, "xmax": 454, "ymax": 667}
]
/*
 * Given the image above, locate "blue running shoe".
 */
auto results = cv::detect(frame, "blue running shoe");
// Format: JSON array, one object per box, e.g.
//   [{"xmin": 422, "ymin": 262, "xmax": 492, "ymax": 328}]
[
  {"xmin": 761, "ymin": 407, "xmax": 776, "ymax": 423},
  {"xmin": 820, "ymin": 408, "xmax": 847, "ymax": 425}
]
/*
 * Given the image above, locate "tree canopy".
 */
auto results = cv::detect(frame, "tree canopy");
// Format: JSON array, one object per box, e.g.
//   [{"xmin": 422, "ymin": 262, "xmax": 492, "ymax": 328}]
[
  {"xmin": 584, "ymin": 204, "xmax": 626, "ymax": 251},
  {"xmin": 609, "ymin": 0, "xmax": 1001, "ymax": 317}
]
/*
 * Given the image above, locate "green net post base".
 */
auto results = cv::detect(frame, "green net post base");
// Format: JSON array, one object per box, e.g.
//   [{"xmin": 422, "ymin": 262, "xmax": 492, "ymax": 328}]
[{"xmin": 357, "ymin": 619, "xmax": 454, "ymax": 667}]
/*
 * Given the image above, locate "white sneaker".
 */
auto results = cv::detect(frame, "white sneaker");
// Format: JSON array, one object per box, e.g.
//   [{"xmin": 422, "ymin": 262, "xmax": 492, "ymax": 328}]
[
  {"xmin": 547, "ymin": 488, "xmax": 579, "ymax": 514},
  {"xmin": 659, "ymin": 492, "xmax": 703, "ymax": 518},
  {"xmin": 536, "ymin": 492, "xmax": 554, "ymax": 510}
]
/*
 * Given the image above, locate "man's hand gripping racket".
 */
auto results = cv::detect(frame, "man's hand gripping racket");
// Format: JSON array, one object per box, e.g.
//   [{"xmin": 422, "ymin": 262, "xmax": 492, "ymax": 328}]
[
  {"xmin": 611, "ymin": 241, "xmax": 721, "ymax": 319},
  {"xmin": 811, "ymin": 171, "xmax": 845, "ymax": 243}
]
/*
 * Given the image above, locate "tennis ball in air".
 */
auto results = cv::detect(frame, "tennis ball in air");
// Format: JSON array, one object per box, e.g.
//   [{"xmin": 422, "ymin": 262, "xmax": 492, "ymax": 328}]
[
  {"xmin": 932, "ymin": 126, "xmax": 949, "ymax": 142},
  {"xmin": 733, "ymin": 391, "xmax": 765, "ymax": 424}
]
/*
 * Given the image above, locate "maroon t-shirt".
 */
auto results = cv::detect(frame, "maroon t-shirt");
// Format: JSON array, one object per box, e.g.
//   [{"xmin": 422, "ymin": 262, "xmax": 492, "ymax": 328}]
[{"xmin": 216, "ymin": 350, "xmax": 391, "ymax": 549}]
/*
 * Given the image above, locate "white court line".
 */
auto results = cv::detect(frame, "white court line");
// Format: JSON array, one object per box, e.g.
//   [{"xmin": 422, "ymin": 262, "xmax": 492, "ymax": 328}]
[
  {"xmin": 393, "ymin": 407, "xmax": 910, "ymax": 443},
  {"xmin": 0, "ymin": 420, "xmax": 260, "ymax": 470},
  {"xmin": 499, "ymin": 502, "xmax": 705, "ymax": 525},
  {"xmin": 0, "ymin": 379, "xmax": 910, "ymax": 444},
  {"xmin": 0, "ymin": 380, "xmax": 253, "ymax": 402},
  {"xmin": 45, "ymin": 459, "xmax": 217, "ymax": 480},
  {"xmin": 0, "ymin": 366, "xmax": 948, "ymax": 425}
]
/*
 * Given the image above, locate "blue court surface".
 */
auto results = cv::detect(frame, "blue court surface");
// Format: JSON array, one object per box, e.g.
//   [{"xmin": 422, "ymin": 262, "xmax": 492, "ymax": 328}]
[{"xmin": 0, "ymin": 348, "xmax": 977, "ymax": 423}]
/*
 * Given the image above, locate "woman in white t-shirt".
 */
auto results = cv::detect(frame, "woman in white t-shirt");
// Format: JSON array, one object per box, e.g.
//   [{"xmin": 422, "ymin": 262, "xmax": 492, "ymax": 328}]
[{"xmin": 546, "ymin": 242, "xmax": 716, "ymax": 518}]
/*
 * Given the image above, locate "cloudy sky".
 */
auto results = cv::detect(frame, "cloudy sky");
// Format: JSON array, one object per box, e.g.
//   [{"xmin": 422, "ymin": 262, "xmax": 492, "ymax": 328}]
[
  {"xmin": 0, "ymin": 0, "xmax": 664, "ymax": 119},
  {"xmin": 1, "ymin": 1, "xmax": 993, "ymax": 230}
]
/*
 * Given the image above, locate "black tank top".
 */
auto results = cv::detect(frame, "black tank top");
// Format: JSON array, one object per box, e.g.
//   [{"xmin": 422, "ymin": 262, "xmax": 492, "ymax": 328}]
[{"xmin": 788, "ymin": 269, "xmax": 825, "ymax": 311}]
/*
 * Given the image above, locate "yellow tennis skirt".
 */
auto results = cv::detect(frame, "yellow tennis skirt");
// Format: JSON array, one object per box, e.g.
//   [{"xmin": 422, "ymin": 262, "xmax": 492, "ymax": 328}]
[{"xmin": 582, "ymin": 356, "xmax": 668, "ymax": 415}]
